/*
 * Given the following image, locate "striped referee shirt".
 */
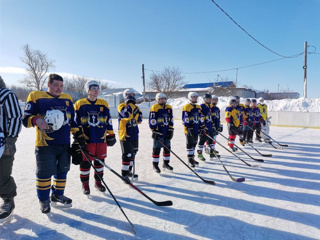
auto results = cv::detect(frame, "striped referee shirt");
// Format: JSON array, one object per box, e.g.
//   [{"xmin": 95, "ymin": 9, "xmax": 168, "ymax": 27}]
[{"xmin": 0, "ymin": 87, "xmax": 22, "ymax": 137}]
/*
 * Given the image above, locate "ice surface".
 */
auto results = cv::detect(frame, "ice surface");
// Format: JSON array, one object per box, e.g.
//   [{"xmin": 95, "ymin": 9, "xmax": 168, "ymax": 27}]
[{"xmin": 1, "ymin": 121, "xmax": 320, "ymax": 240}]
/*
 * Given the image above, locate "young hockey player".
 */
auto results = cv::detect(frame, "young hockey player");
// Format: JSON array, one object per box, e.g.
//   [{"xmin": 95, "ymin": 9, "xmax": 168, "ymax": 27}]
[
  {"xmin": 258, "ymin": 97, "xmax": 271, "ymax": 143},
  {"xmin": 74, "ymin": 80, "xmax": 116, "ymax": 195},
  {"xmin": 0, "ymin": 76, "xmax": 22, "ymax": 223},
  {"xmin": 243, "ymin": 98, "xmax": 253, "ymax": 144},
  {"xmin": 182, "ymin": 92, "xmax": 205, "ymax": 168},
  {"xmin": 251, "ymin": 99, "xmax": 262, "ymax": 142},
  {"xmin": 118, "ymin": 89, "xmax": 142, "ymax": 180},
  {"xmin": 225, "ymin": 98, "xmax": 240, "ymax": 152},
  {"xmin": 149, "ymin": 93, "xmax": 174, "ymax": 173},
  {"xmin": 204, "ymin": 95, "xmax": 222, "ymax": 157},
  {"xmin": 197, "ymin": 94, "xmax": 215, "ymax": 161},
  {"xmin": 23, "ymin": 74, "xmax": 81, "ymax": 214},
  {"xmin": 234, "ymin": 96, "xmax": 246, "ymax": 146}
]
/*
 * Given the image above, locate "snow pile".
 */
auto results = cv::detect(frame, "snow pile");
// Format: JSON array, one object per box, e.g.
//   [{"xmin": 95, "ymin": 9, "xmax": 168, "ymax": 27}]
[{"xmin": 138, "ymin": 97, "xmax": 320, "ymax": 112}]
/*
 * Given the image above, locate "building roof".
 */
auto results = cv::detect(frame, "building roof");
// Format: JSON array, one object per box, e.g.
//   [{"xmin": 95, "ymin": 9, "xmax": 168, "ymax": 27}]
[{"xmin": 183, "ymin": 81, "xmax": 234, "ymax": 89}]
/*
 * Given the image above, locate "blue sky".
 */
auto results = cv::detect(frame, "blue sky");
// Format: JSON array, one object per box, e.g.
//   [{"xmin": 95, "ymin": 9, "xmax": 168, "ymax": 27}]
[{"xmin": 0, "ymin": 0, "xmax": 319, "ymax": 98}]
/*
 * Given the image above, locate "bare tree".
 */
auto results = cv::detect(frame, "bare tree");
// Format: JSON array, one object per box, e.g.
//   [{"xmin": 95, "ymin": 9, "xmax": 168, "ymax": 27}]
[
  {"xmin": 147, "ymin": 66, "xmax": 186, "ymax": 99},
  {"xmin": 20, "ymin": 44, "xmax": 55, "ymax": 90}
]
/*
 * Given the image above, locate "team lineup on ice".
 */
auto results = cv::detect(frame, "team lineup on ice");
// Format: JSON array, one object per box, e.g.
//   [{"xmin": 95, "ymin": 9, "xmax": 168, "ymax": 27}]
[{"xmin": 0, "ymin": 75, "xmax": 319, "ymax": 240}]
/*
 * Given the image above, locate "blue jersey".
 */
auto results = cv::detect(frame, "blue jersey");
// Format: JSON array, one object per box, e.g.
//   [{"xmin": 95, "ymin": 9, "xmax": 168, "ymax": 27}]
[
  {"xmin": 235, "ymin": 104, "xmax": 246, "ymax": 123},
  {"xmin": 252, "ymin": 106, "xmax": 261, "ymax": 123},
  {"xmin": 149, "ymin": 103, "xmax": 173, "ymax": 136},
  {"xmin": 211, "ymin": 104, "xmax": 220, "ymax": 129},
  {"xmin": 74, "ymin": 98, "xmax": 114, "ymax": 143},
  {"xmin": 118, "ymin": 102, "xmax": 142, "ymax": 141},
  {"xmin": 182, "ymin": 103, "xmax": 204, "ymax": 135},
  {"xmin": 244, "ymin": 106, "xmax": 255, "ymax": 122},
  {"xmin": 22, "ymin": 91, "xmax": 78, "ymax": 146},
  {"xmin": 200, "ymin": 103, "xmax": 213, "ymax": 132}
]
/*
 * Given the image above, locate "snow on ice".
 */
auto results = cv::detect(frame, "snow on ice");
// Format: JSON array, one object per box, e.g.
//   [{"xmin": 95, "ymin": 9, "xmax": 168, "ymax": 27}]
[{"xmin": 0, "ymin": 120, "xmax": 320, "ymax": 240}]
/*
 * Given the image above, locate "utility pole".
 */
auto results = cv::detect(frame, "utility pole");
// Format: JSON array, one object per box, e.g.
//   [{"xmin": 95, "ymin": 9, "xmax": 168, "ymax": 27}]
[
  {"xmin": 303, "ymin": 41, "xmax": 307, "ymax": 98},
  {"xmin": 235, "ymin": 68, "xmax": 238, "ymax": 87},
  {"xmin": 142, "ymin": 64, "xmax": 145, "ymax": 102}
]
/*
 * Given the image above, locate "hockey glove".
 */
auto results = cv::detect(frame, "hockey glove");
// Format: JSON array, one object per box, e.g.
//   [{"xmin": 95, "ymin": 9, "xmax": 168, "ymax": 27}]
[
  {"xmin": 106, "ymin": 134, "xmax": 117, "ymax": 147},
  {"xmin": 74, "ymin": 130, "xmax": 86, "ymax": 148},
  {"xmin": 152, "ymin": 130, "xmax": 162, "ymax": 140},
  {"xmin": 243, "ymin": 121, "xmax": 248, "ymax": 126},
  {"xmin": 71, "ymin": 142, "xmax": 83, "ymax": 165},
  {"xmin": 187, "ymin": 127, "xmax": 194, "ymax": 137},
  {"xmin": 2, "ymin": 137, "xmax": 17, "ymax": 157},
  {"xmin": 199, "ymin": 126, "xmax": 206, "ymax": 136},
  {"xmin": 132, "ymin": 106, "xmax": 140, "ymax": 116},
  {"xmin": 166, "ymin": 128, "xmax": 174, "ymax": 140},
  {"xmin": 218, "ymin": 124, "xmax": 223, "ymax": 132}
]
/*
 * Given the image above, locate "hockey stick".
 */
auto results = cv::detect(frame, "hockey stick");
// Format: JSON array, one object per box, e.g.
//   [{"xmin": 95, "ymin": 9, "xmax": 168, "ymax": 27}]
[
  {"xmin": 248, "ymin": 125, "xmax": 288, "ymax": 147},
  {"xmin": 158, "ymin": 139, "xmax": 216, "ymax": 185},
  {"xmin": 246, "ymin": 142, "xmax": 272, "ymax": 157},
  {"xmin": 213, "ymin": 138, "xmax": 259, "ymax": 168},
  {"xmin": 217, "ymin": 132, "xmax": 264, "ymax": 162},
  {"xmin": 204, "ymin": 133, "xmax": 245, "ymax": 182},
  {"xmin": 82, "ymin": 149, "xmax": 173, "ymax": 207},
  {"xmin": 79, "ymin": 147, "xmax": 136, "ymax": 234}
]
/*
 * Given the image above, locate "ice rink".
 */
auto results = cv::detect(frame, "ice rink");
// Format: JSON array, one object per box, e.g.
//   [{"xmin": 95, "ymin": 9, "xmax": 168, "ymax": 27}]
[{"xmin": 1, "ymin": 120, "xmax": 319, "ymax": 240}]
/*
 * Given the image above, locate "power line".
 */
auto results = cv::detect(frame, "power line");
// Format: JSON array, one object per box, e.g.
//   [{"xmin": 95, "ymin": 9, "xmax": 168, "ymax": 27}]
[
  {"xmin": 209, "ymin": 0, "xmax": 303, "ymax": 58},
  {"xmin": 145, "ymin": 53, "xmax": 303, "ymax": 75}
]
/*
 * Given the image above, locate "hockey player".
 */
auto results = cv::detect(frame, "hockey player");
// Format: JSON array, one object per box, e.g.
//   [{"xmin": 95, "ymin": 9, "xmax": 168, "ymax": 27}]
[
  {"xmin": 251, "ymin": 99, "xmax": 262, "ymax": 142},
  {"xmin": 118, "ymin": 89, "xmax": 142, "ymax": 180},
  {"xmin": 243, "ymin": 98, "xmax": 253, "ymax": 143},
  {"xmin": 234, "ymin": 96, "xmax": 246, "ymax": 146},
  {"xmin": 182, "ymin": 92, "xmax": 205, "ymax": 168},
  {"xmin": 258, "ymin": 97, "xmax": 271, "ymax": 143},
  {"xmin": 149, "ymin": 93, "xmax": 174, "ymax": 173},
  {"xmin": 23, "ymin": 74, "xmax": 81, "ymax": 214},
  {"xmin": 197, "ymin": 94, "xmax": 214, "ymax": 161},
  {"xmin": 74, "ymin": 80, "xmax": 116, "ymax": 195},
  {"xmin": 225, "ymin": 98, "xmax": 240, "ymax": 152},
  {"xmin": 0, "ymin": 76, "xmax": 22, "ymax": 223}
]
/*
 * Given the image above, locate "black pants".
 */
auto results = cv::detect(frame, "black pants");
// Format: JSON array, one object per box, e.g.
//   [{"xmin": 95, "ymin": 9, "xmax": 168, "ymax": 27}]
[
  {"xmin": 120, "ymin": 140, "xmax": 138, "ymax": 171},
  {"xmin": 0, "ymin": 139, "xmax": 17, "ymax": 200},
  {"xmin": 185, "ymin": 134, "xmax": 198, "ymax": 158},
  {"xmin": 254, "ymin": 123, "xmax": 262, "ymax": 139}
]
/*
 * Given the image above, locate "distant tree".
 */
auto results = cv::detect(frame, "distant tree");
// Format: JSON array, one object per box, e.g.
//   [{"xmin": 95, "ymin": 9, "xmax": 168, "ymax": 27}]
[
  {"xmin": 147, "ymin": 66, "xmax": 186, "ymax": 98},
  {"xmin": 10, "ymin": 84, "xmax": 31, "ymax": 102},
  {"xmin": 20, "ymin": 44, "xmax": 55, "ymax": 90}
]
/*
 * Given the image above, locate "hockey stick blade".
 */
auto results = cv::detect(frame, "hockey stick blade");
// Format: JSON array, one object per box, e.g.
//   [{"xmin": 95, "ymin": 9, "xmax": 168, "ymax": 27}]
[
  {"xmin": 278, "ymin": 144, "xmax": 289, "ymax": 147},
  {"xmin": 236, "ymin": 177, "xmax": 246, "ymax": 182}
]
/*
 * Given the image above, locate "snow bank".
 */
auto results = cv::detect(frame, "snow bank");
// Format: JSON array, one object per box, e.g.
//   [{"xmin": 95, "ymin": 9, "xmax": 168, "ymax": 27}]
[{"xmin": 138, "ymin": 97, "xmax": 320, "ymax": 112}]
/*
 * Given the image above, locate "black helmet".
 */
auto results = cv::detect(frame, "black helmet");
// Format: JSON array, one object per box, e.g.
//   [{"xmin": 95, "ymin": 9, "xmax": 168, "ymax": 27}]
[
  {"xmin": 229, "ymin": 98, "xmax": 237, "ymax": 105},
  {"xmin": 234, "ymin": 96, "xmax": 240, "ymax": 100},
  {"xmin": 203, "ymin": 93, "xmax": 212, "ymax": 101},
  {"xmin": 245, "ymin": 98, "xmax": 251, "ymax": 102},
  {"xmin": 251, "ymin": 99, "xmax": 257, "ymax": 103}
]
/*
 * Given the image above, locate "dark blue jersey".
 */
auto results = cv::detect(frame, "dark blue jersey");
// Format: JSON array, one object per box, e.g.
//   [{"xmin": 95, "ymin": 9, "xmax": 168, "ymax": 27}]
[
  {"xmin": 211, "ymin": 104, "xmax": 221, "ymax": 129},
  {"xmin": 200, "ymin": 103, "xmax": 213, "ymax": 132},
  {"xmin": 74, "ymin": 98, "xmax": 114, "ymax": 143},
  {"xmin": 252, "ymin": 106, "xmax": 261, "ymax": 123},
  {"xmin": 118, "ymin": 102, "xmax": 142, "ymax": 141},
  {"xmin": 182, "ymin": 103, "xmax": 204, "ymax": 135},
  {"xmin": 244, "ymin": 106, "xmax": 255, "ymax": 123},
  {"xmin": 235, "ymin": 104, "xmax": 246, "ymax": 123},
  {"xmin": 149, "ymin": 103, "xmax": 173, "ymax": 136}
]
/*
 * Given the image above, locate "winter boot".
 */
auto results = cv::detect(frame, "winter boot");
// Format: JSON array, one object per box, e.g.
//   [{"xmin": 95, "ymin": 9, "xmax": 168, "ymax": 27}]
[
  {"xmin": 82, "ymin": 181, "xmax": 90, "ymax": 195},
  {"xmin": 163, "ymin": 160, "xmax": 173, "ymax": 172},
  {"xmin": 39, "ymin": 199, "xmax": 51, "ymax": 214},
  {"xmin": 51, "ymin": 194, "xmax": 72, "ymax": 208},
  {"xmin": 0, "ymin": 198, "xmax": 15, "ymax": 223},
  {"xmin": 153, "ymin": 162, "xmax": 161, "ymax": 173},
  {"xmin": 95, "ymin": 181, "xmax": 106, "ymax": 192}
]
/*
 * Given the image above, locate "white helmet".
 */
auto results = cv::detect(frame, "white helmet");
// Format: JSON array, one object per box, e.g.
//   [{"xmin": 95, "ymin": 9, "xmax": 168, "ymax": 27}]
[
  {"xmin": 123, "ymin": 88, "xmax": 135, "ymax": 98},
  {"xmin": 44, "ymin": 110, "xmax": 65, "ymax": 132},
  {"xmin": 85, "ymin": 80, "xmax": 100, "ymax": 93},
  {"xmin": 156, "ymin": 93, "xmax": 167, "ymax": 102},
  {"xmin": 188, "ymin": 92, "xmax": 198, "ymax": 101},
  {"xmin": 212, "ymin": 95, "xmax": 218, "ymax": 100},
  {"xmin": 0, "ymin": 132, "xmax": 4, "ymax": 158},
  {"xmin": 258, "ymin": 97, "xmax": 264, "ymax": 103}
]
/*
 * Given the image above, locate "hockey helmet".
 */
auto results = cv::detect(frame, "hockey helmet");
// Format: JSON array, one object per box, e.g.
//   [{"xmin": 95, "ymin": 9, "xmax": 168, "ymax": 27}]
[
  {"xmin": 212, "ymin": 95, "xmax": 218, "ymax": 100},
  {"xmin": 123, "ymin": 88, "xmax": 135, "ymax": 99},
  {"xmin": 258, "ymin": 97, "xmax": 264, "ymax": 103},
  {"xmin": 85, "ymin": 80, "xmax": 100, "ymax": 93},
  {"xmin": 203, "ymin": 93, "xmax": 212, "ymax": 100},
  {"xmin": 44, "ymin": 109, "xmax": 65, "ymax": 132},
  {"xmin": 251, "ymin": 99, "xmax": 257, "ymax": 103},
  {"xmin": 188, "ymin": 92, "xmax": 198, "ymax": 101},
  {"xmin": 156, "ymin": 92, "xmax": 167, "ymax": 102},
  {"xmin": 229, "ymin": 98, "xmax": 237, "ymax": 105}
]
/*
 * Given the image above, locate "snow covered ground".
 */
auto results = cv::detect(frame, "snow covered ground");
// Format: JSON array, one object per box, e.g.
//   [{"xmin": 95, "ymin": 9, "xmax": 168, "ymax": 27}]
[
  {"xmin": 1, "ymin": 121, "xmax": 320, "ymax": 240},
  {"xmin": 138, "ymin": 97, "xmax": 320, "ymax": 112}
]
